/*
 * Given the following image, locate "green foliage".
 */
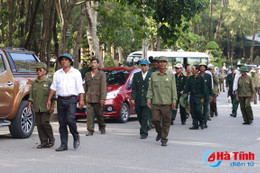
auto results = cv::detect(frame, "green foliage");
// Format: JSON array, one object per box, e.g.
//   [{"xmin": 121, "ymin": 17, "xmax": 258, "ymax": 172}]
[
  {"xmin": 104, "ymin": 53, "xmax": 116, "ymax": 67},
  {"xmin": 205, "ymin": 41, "xmax": 219, "ymax": 50}
]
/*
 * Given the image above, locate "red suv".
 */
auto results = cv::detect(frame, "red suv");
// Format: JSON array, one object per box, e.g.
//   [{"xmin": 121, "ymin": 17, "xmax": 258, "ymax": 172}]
[{"xmin": 76, "ymin": 67, "xmax": 141, "ymax": 123}]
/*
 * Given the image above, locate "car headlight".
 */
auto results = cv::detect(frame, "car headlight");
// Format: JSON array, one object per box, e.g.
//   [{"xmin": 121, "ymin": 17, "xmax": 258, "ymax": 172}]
[{"xmin": 106, "ymin": 89, "xmax": 120, "ymax": 99}]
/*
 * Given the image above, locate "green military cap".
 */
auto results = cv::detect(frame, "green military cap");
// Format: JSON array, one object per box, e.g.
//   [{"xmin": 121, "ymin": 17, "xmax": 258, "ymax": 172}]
[
  {"xmin": 159, "ymin": 56, "xmax": 167, "ymax": 62},
  {"xmin": 35, "ymin": 62, "xmax": 47, "ymax": 70},
  {"xmin": 179, "ymin": 93, "xmax": 188, "ymax": 108},
  {"xmin": 153, "ymin": 57, "xmax": 159, "ymax": 62},
  {"xmin": 240, "ymin": 66, "xmax": 249, "ymax": 72}
]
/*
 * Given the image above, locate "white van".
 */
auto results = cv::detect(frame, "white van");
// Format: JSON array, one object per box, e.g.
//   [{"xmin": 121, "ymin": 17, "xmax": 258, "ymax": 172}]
[{"xmin": 126, "ymin": 50, "xmax": 209, "ymax": 69}]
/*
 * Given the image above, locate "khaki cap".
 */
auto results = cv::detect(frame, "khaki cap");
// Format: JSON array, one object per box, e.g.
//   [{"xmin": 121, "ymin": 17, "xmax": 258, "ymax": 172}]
[
  {"xmin": 35, "ymin": 62, "xmax": 47, "ymax": 70},
  {"xmin": 159, "ymin": 56, "xmax": 167, "ymax": 62}
]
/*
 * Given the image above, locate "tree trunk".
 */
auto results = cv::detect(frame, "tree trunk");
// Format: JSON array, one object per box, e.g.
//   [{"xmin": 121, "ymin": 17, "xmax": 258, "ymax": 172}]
[
  {"xmin": 19, "ymin": 0, "xmax": 25, "ymax": 46},
  {"xmin": 214, "ymin": 0, "xmax": 225, "ymax": 46},
  {"xmin": 53, "ymin": 10, "xmax": 59, "ymax": 59},
  {"xmin": 226, "ymin": 30, "xmax": 231, "ymax": 61},
  {"xmin": 73, "ymin": 3, "xmax": 87, "ymax": 69},
  {"xmin": 250, "ymin": 30, "xmax": 256, "ymax": 64},
  {"xmin": 39, "ymin": 0, "xmax": 51, "ymax": 63},
  {"xmin": 86, "ymin": 1, "xmax": 103, "ymax": 67},
  {"xmin": 118, "ymin": 47, "xmax": 123, "ymax": 63},
  {"xmin": 0, "ymin": 0, "xmax": 5, "ymax": 42},
  {"xmin": 46, "ymin": 0, "xmax": 55, "ymax": 71},
  {"xmin": 24, "ymin": 0, "xmax": 41, "ymax": 50},
  {"xmin": 156, "ymin": 23, "xmax": 161, "ymax": 51},
  {"xmin": 7, "ymin": 0, "xmax": 13, "ymax": 46},
  {"xmin": 231, "ymin": 32, "xmax": 236, "ymax": 65},
  {"xmin": 208, "ymin": 0, "xmax": 212, "ymax": 42},
  {"xmin": 242, "ymin": 31, "xmax": 246, "ymax": 58}
]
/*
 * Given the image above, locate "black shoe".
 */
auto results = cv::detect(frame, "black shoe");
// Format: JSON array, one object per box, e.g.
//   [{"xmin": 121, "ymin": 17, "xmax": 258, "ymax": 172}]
[
  {"xmin": 215, "ymin": 112, "xmax": 218, "ymax": 116},
  {"xmin": 140, "ymin": 135, "xmax": 147, "ymax": 139},
  {"xmin": 200, "ymin": 124, "xmax": 205, "ymax": 129},
  {"xmin": 204, "ymin": 124, "xmax": 208, "ymax": 128},
  {"xmin": 55, "ymin": 146, "xmax": 68, "ymax": 152},
  {"xmin": 181, "ymin": 122, "xmax": 186, "ymax": 125},
  {"xmin": 161, "ymin": 141, "xmax": 167, "ymax": 146},
  {"xmin": 189, "ymin": 126, "xmax": 199, "ymax": 130},
  {"xmin": 86, "ymin": 131, "xmax": 94, "ymax": 136},
  {"xmin": 156, "ymin": 134, "xmax": 161, "ymax": 141},
  {"xmin": 230, "ymin": 114, "xmax": 236, "ymax": 117},
  {"xmin": 242, "ymin": 122, "xmax": 250, "ymax": 125},
  {"xmin": 208, "ymin": 117, "xmax": 211, "ymax": 121},
  {"xmin": 101, "ymin": 129, "xmax": 106, "ymax": 134},
  {"xmin": 170, "ymin": 121, "xmax": 174, "ymax": 125},
  {"xmin": 73, "ymin": 139, "xmax": 80, "ymax": 149}
]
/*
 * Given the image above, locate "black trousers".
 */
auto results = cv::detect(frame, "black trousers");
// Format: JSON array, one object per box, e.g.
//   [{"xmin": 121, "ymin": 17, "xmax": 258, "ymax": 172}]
[{"xmin": 57, "ymin": 97, "xmax": 79, "ymax": 147}]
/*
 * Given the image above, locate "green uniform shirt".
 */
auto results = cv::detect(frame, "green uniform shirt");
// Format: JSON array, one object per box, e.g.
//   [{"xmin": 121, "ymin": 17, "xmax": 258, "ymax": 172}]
[
  {"xmin": 200, "ymin": 73, "xmax": 213, "ymax": 98},
  {"xmin": 184, "ymin": 74, "xmax": 206, "ymax": 99},
  {"xmin": 175, "ymin": 72, "xmax": 187, "ymax": 97},
  {"xmin": 147, "ymin": 70, "xmax": 177, "ymax": 105},
  {"xmin": 213, "ymin": 75, "xmax": 219, "ymax": 94},
  {"xmin": 237, "ymin": 75, "xmax": 254, "ymax": 98},
  {"xmin": 79, "ymin": 67, "xmax": 91, "ymax": 79},
  {"xmin": 29, "ymin": 76, "xmax": 55, "ymax": 112},
  {"xmin": 131, "ymin": 71, "xmax": 152, "ymax": 106},
  {"xmin": 149, "ymin": 67, "xmax": 159, "ymax": 73},
  {"xmin": 226, "ymin": 73, "xmax": 235, "ymax": 96}
]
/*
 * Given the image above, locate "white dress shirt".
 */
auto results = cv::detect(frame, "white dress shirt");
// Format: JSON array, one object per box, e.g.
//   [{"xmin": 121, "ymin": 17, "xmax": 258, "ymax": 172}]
[
  {"xmin": 233, "ymin": 69, "xmax": 241, "ymax": 91},
  {"xmin": 50, "ymin": 67, "xmax": 85, "ymax": 96},
  {"xmin": 142, "ymin": 71, "xmax": 148, "ymax": 80}
]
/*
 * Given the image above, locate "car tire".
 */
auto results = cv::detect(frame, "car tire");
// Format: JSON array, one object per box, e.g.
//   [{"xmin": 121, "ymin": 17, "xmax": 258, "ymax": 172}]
[
  {"xmin": 9, "ymin": 100, "xmax": 35, "ymax": 138},
  {"xmin": 117, "ymin": 102, "xmax": 130, "ymax": 123}
]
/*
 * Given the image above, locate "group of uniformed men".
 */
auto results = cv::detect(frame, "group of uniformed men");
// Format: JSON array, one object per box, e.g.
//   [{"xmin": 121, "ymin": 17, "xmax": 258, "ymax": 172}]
[
  {"xmin": 29, "ymin": 53, "xmax": 256, "ymax": 150},
  {"xmin": 131, "ymin": 56, "xmax": 256, "ymax": 147}
]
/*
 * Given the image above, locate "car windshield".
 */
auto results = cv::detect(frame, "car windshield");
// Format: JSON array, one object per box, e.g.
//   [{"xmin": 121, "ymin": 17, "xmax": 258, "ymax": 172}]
[{"xmin": 104, "ymin": 70, "xmax": 130, "ymax": 85}]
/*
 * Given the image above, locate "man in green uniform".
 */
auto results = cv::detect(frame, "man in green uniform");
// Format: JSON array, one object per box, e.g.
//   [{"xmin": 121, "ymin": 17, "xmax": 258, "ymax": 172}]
[
  {"xmin": 184, "ymin": 65, "xmax": 206, "ymax": 129},
  {"xmin": 218, "ymin": 69, "xmax": 225, "ymax": 92},
  {"xmin": 253, "ymin": 67, "xmax": 260, "ymax": 104},
  {"xmin": 208, "ymin": 65, "xmax": 219, "ymax": 117},
  {"xmin": 236, "ymin": 66, "xmax": 254, "ymax": 125},
  {"xmin": 85, "ymin": 58, "xmax": 107, "ymax": 136},
  {"xmin": 199, "ymin": 63, "xmax": 213, "ymax": 128},
  {"xmin": 79, "ymin": 61, "xmax": 91, "ymax": 79},
  {"xmin": 185, "ymin": 64, "xmax": 192, "ymax": 119},
  {"xmin": 131, "ymin": 59, "xmax": 152, "ymax": 139},
  {"xmin": 28, "ymin": 62, "xmax": 55, "ymax": 149},
  {"xmin": 171, "ymin": 63, "xmax": 187, "ymax": 125},
  {"xmin": 147, "ymin": 57, "xmax": 159, "ymax": 129},
  {"xmin": 147, "ymin": 56, "xmax": 177, "ymax": 146},
  {"xmin": 226, "ymin": 66, "xmax": 239, "ymax": 117}
]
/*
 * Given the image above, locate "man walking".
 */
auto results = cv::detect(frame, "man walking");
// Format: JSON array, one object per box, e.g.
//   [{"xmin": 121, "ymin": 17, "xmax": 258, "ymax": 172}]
[
  {"xmin": 236, "ymin": 66, "xmax": 254, "ymax": 124},
  {"xmin": 253, "ymin": 67, "xmax": 260, "ymax": 104},
  {"xmin": 47, "ymin": 53, "xmax": 84, "ymax": 151},
  {"xmin": 199, "ymin": 63, "xmax": 213, "ymax": 128},
  {"xmin": 85, "ymin": 58, "xmax": 107, "ymax": 136},
  {"xmin": 184, "ymin": 65, "xmax": 206, "ymax": 130},
  {"xmin": 171, "ymin": 63, "xmax": 187, "ymax": 125},
  {"xmin": 131, "ymin": 59, "xmax": 152, "ymax": 139},
  {"xmin": 226, "ymin": 66, "xmax": 239, "ymax": 117},
  {"xmin": 147, "ymin": 56, "xmax": 177, "ymax": 146},
  {"xmin": 28, "ymin": 62, "xmax": 55, "ymax": 149}
]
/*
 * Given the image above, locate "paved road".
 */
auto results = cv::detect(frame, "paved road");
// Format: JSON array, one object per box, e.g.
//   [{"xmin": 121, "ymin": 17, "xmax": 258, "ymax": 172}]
[{"xmin": 1, "ymin": 92, "xmax": 260, "ymax": 173}]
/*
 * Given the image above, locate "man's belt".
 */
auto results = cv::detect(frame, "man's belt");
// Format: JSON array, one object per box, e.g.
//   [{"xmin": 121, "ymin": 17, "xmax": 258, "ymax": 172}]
[{"xmin": 58, "ymin": 95, "xmax": 77, "ymax": 99}]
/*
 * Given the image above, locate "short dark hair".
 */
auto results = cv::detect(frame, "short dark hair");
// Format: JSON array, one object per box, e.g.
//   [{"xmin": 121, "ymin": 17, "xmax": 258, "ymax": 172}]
[
  {"xmin": 185, "ymin": 64, "xmax": 191, "ymax": 70},
  {"xmin": 90, "ymin": 58, "xmax": 99, "ymax": 64},
  {"xmin": 193, "ymin": 65, "xmax": 200, "ymax": 70}
]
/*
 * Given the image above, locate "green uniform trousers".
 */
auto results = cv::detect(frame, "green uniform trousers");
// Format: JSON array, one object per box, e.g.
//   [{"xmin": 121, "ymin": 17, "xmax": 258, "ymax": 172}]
[
  {"xmin": 152, "ymin": 104, "xmax": 172, "ymax": 143},
  {"xmin": 136, "ymin": 106, "xmax": 150, "ymax": 137},
  {"xmin": 171, "ymin": 96, "xmax": 186, "ymax": 123},
  {"xmin": 35, "ymin": 112, "xmax": 54, "ymax": 146},
  {"xmin": 231, "ymin": 93, "xmax": 239, "ymax": 116},
  {"xmin": 147, "ymin": 103, "xmax": 153, "ymax": 128},
  {"xmin": 210, "ymin": 94, "xmax": 217, "ymax": 116},
  {"xmin": 239, "ymin": 97, "xmax": 254, "ymax": 123},
  {"xmin": 202, "ymin": 99, "xmax": 209, "ymax": 125},
  {"xmin": 190, "ymin": 96, "xmax": 204, "ymax": 127},
  {"xmin": 86, "ymin": 103, "xmax": 106, "ymax": 132}
]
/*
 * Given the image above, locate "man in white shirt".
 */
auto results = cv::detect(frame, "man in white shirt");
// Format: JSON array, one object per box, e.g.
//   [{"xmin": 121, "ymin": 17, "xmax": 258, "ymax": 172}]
[{"xmin": 47, "ymin": 53, "xmax": 84, "ymax": 151}]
